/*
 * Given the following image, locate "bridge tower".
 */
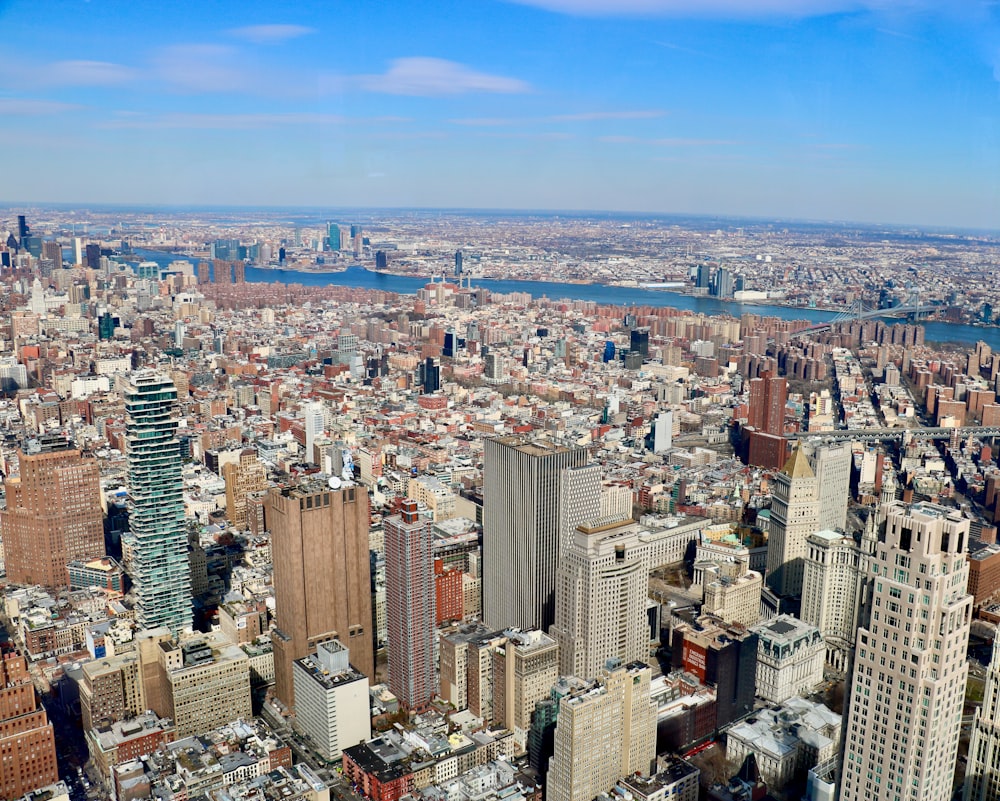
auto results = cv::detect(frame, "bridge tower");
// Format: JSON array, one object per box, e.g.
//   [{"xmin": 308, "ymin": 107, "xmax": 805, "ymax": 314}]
[{"xmin": 904, "ymin": 285, "xmax": 924, "ymax": 320}]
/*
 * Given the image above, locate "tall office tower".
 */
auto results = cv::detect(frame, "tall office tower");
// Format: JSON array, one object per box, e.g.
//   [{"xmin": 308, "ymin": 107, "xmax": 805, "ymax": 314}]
[
  {"xmin": 552, "ymin": 520, "xmax": 650, "ymax": 680},
  {"xmin": 840, "ymin": 502, "xmax": 972, "ymax": 801},
  {"xmin": 73, "ymin": 237, "xmax": 85, "ymax": 265},
  {"xmin": 419, "ymin": 357, "xmax": 440, "ymax": 394},
  {"xmin": 268, "ymin": 479, "xmax": 374, "ymax": 709},
  {"xmin": 652, "ymin": 411, "xmax": 673, "ymax": 454},
  {"xmin": 85, "ymin": 242, "xmax": 101, "ymax": 270},
  {"xmin": 966, "ymin": 635, "xmax": 1000, "ymax": 800},
  {"xmin": 0, "ymin": 653, "xmax": 58, "ymax": 799},
  {"xmin": 222, "ymin": 449, "xmax": 269, "ymax": 530},
  {"xmin": 124, "ymin": 372, "xmax": 192, "ymax": 634},
  {"xmin": 765, "ymin": 444, "xmax": 819, "ymax": 598},
  {"xmin": 695, "ymin": 263, "xmax": 712, "ymax": 289},
  {"xmin": 385, "ymin": 500, "xmax": 437, "ymax": 711},
  {"xmin": 747, "ymin": 371, "xmax": 787, "ymax": 436},
  {"xmin": 714, "ymin": 266, "xmax": 734, "ymax": 298},
  {"xmin": 483, "ymin": 437, "xmax": 589, "ymax": 632},
  {"xmin": 455, "ymin": 250, "xmax": 463, "ymax": 275},
  {"xmin": 41, "ymin": 240, "xmax": 62, "ymax": 269},
  {"xmin": 800, "ymin": 529, "xmax": 867, "ymax": 671},
  {"xmin": 630, "ymin": 328, "xmax": 650, "ymax": 358},
  {"xmin": 558, "ymin": 464, "xmax": 603, "ymax": 552},
  {"xmin": 483, "ymin": 352, "xmax": 506, "ymax": 382},
  {"xmin": 493, "ymin": 629, "xmax": 560, "ymax": 748},
  {"xmin": 1, "ymin": 447, "xmax": 104, "ymax": 589},
  {"xmin": 327, "ymin": 222, "xmax": 341, "ymax": 251},
  {"xmin": 814, "ymin": 442, "xmax": 852, "ymax": 532},
  {"xmin": 546, "ymin": 662, "xmax": 657, "ymax": 801},
  {"xmin": 350, "ymin": 224, "xmax": 362, "ymax": 256},
  {"xmin": 302, "ymin": 401, "xmax": 325, "ymax": 464}
]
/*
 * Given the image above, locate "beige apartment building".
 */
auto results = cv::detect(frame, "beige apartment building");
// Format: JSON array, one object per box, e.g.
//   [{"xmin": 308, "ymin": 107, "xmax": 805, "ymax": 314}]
[
  {"xmin": 841, "ymin": 502, "xmax": 972, "ymax": 801},
  {"xmin": 546, "ymin": 662, "xmax": 657, "ymax": 801}
]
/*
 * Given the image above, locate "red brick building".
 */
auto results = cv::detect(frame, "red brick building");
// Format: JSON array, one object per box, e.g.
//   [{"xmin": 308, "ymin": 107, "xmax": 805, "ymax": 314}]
[{"xmin": 0, "ymin": 653, "xmax": 58, "ymax": 799}]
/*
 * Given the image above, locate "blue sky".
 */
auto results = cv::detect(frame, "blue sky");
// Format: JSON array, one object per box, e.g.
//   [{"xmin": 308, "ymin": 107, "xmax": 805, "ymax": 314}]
[{"xmin": 1, "ymin": 0, "xmax": 999, "ymax": 227}]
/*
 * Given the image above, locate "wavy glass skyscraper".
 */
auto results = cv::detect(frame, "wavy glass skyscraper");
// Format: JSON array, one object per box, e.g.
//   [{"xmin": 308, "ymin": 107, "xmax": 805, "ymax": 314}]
[{"xmin": 124, "ymin": 371, "xmax": 192, "ymax": 633}]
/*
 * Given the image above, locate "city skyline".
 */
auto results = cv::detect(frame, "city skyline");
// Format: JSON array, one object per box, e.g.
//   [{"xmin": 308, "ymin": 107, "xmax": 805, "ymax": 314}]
[{"xmin": 2, "ymin": 1, "xmax": 1000, "ymax": 227}]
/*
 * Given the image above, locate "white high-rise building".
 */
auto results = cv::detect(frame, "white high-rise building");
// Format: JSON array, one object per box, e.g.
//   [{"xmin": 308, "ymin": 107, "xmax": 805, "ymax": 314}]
[
  {"xmin": 292, "ymin": 639, "xmax": 370, "ymax": 761},
  {"xmin": 966, "ymin": 636, "xmax": 1000, "ymax": 801},
  {"xmin": 841, "ymin": 502, "xmax": 972, "ymax": 801},
  {"xmin": 765, "ymin": 444, "xmax": 819, "ymax": 598},
  {"xmin": 559, "ymin": 464, "xmax": 603, "ymax": 552},
  {"xmin": 652, "ymin": 411, "xmax": 673, "ymax": 454},
  {"xmin": 800, "ymin": 526, "xmax": 872, "ymax": 672},
  {"xmin": 547, "ymin": 661, "xmax": 656, "ymax": 801},
  {"xmin": 813, "ymin": 442, "xmax": 852, "ymax": 533},
  {"xmin": 600, "ymin": 483, "xmax": 633, "ymax": 520},
  {"xmin": 303, "ymin": 401, "xmax": 325, "ymax": 465},
  {"xmin": 482, "ymin": 437, "xmax": 588, "ymax": 631},
  {"xmin": 551, "ymin": 520, "xmax": 651, "ymax": 680}
]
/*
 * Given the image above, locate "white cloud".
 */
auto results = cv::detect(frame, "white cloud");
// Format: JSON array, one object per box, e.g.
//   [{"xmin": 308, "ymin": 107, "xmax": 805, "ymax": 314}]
[
  {"xmin": 598, "ymin": 134, "xmax": 740, "ymax": 145},
  {"xmin": 359, "ymin": 58, "xmax": 530, "ymax": 96},
  {"xmin": 0, "ymin": 98, "xmax": 81, "ymax": 114},
  {"xmin": 152, "ymin": 44, "xmax": 248, "ymax": 93},
  {"xmin": 505, "ymin": 0, "xmax": 930, "ymax": 17},
  {"xmin": 100, "ymin": 112, "xmax": 411, "ymax": 130},
  {"xmin": 0, "ymin": 59, "xmax": 137, "ymax": 89},
  {"xmin": 102, "ymin": 112, "xmax": 347, "ymax": 130},
  {"xmin": 227, "ymin": 24, "xmax": 317, "ymax": 44},
  {"xmin": 451, "ymin": 110, "xmax": 665, "ymax": 126},
  {"xmin": 39, "ymin": 60, "xmax": 138, "ymax": 86},
  {"xmin": 549, "ymin": 110, "xmax": 666, "ymax": 121}
]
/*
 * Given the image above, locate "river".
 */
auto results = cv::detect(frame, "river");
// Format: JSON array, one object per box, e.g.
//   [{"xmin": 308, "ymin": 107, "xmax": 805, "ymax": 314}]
[{"xmin": 129, "ymin": 251, "xmax": 1000, "ymax": 350}]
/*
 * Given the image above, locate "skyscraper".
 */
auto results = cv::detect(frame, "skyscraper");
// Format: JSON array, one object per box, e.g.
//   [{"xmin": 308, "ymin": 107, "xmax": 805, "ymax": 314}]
[
  {"xmin": 268, "ymin": 479, "xmax": 374, "ymax": 709},
  {"xmin": 385, "ymin": 499, "xmax": 436, "ymax": 711},
  {"xmin": 0, "ymin": 653, "xmax": 58, "ymax": 799},
  {"xmin": 962, "ymin": 637, "xmax": 1000, "ymax": 801},
  {"xmin": 327, "ymin": 222, "xmax": 341, "ymax": 251},
  {"xmin": 222, "ymin": 449, "xmax": 269, "ymax": 530},
  {"xmin": 966, "ymin": 635, "xmax": 1000, "ymax": 801},
  {"xmin": 800, "ymin": 528, "xmax": 868, "ymax": 672},
  {"xmin": 124, "ymin": 372, "xmax": 192, "ymax": 634},
  {"xmin": 493, "ymin": 629, "xmax": 560, "ymax": 749},
  {"xmin": 1, "ymin": 447, "xmax": 104, "ymax": 589},
  {"xmin": 302, "ymin": 401, "xmax": 325, "ymax": 464},
  {"xmin": 551, "ymin": 520, "xmax": 651, "ymax": 680},
  {"xmin": 840, "ymin": 502, "xmax": 971, "ymax": 801},
  {"xmin": 765, "ymin": 444, "xmax": 819, "ymax": 598},
  {"xmin": 483, "ymin": 436, "xmax": 589, "ymax": 632},
  {"xmin": 813, "ymin": 442, "xmax": 852, "ymax": 533},
  {"xmin": 747, "ymin": 371, "xmax": 787, "ymax": 436},
  {"xmin": 546, "ymin": 661, "xmax": 657, "ymax": 801}
]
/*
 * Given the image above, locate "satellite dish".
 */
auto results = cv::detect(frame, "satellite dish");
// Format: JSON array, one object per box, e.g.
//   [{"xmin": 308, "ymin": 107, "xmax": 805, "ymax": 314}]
[{"xmin": 329, "ymin": 476, "xmax": 342, "ymax": 490}]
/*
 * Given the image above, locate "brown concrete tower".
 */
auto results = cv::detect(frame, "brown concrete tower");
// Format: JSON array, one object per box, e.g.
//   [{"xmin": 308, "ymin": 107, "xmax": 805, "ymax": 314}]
[
  {"xmin": 2, "ymin": 447, "xmax": 104, "ymax": 589},
  {"xmin": 268, "ymin": 479, "xmax": 374, "ymax": 709}
]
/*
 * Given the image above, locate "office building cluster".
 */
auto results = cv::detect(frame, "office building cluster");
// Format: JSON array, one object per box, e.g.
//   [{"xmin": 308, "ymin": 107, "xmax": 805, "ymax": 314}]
[{"xmin": 0, "ymin": 210, "xmax": 999, "ymax": 801}]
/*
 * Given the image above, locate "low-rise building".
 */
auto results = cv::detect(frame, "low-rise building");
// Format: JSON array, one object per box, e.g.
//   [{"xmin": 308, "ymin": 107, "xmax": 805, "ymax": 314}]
[
  {"xmin": 725, "ymin": 698, "xmax": 841, "ymax": 792},
  {"xmin": 752, "ymin": 616, "xmax": 824, "ymax": 704}
]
